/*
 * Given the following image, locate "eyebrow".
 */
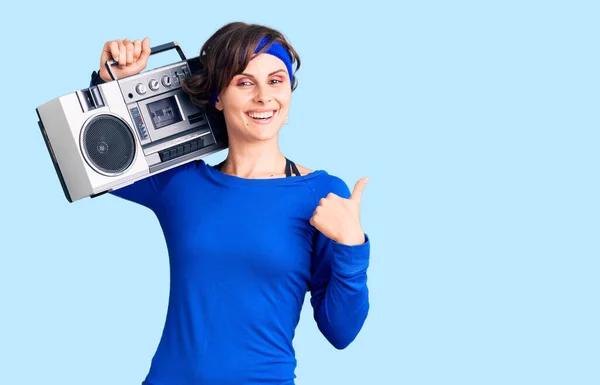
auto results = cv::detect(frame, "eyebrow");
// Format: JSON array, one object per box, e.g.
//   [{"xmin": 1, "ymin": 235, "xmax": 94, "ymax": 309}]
[{"xmin": 238, "ymin": 69, "xmax": 288, "ymax": 78}]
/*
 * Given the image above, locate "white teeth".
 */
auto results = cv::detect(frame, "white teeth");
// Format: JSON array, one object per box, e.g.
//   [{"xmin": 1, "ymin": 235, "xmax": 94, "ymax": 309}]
[{"xmin": 248, "ymin": 111, "xmax": 274, "ymax": 119}]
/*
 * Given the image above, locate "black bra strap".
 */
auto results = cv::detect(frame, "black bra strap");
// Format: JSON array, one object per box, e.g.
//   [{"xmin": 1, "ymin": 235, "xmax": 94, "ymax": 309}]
[
  {"xmin": 290, "ymin": 160, "xmax": 301, "ymax": 177},
  {"xmin": 285, "ymin": 158, "xmax": 301, "ymax": 177}
]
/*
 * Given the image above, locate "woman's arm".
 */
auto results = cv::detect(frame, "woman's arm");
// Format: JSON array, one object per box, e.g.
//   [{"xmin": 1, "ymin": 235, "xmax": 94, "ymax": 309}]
[
  {"xmin": 306, "ymin": 175, "xmax": 371, "ymax": 349},
  {"xmin": 309, "ymin": 231, "xmax": 370, "ymax": 350}
]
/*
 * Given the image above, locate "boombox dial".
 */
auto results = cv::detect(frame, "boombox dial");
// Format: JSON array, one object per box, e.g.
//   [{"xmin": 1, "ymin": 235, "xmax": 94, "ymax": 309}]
[
  {"xmin": 161, "ymin": 75, "xmax": 172, "ymax": 87},
  {"xmin": 135, "ymin": 83, "xmax": 147, "ymax": 95},
  {"xmin": 149, "ymin": 79, "xmax": 160, "ymax": 91}
]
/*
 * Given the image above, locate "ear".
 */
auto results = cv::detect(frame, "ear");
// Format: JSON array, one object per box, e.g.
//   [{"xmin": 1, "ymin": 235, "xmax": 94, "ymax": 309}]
[{"xmin": 215, "ymin": 96, "xmax": 223, "ymax": 111}]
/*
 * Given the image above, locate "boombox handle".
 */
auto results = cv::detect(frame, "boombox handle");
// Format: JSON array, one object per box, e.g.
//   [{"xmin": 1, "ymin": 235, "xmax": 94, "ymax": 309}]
[{"xmin": 104, "ymin": 41, "xmax": 187, "ymax": 81}]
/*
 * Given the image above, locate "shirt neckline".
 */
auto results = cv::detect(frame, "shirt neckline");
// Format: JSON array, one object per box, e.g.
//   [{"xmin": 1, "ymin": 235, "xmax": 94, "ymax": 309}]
[{"xmin": 199, "ymin": 159, "xmax": 327, "ymax": 186}]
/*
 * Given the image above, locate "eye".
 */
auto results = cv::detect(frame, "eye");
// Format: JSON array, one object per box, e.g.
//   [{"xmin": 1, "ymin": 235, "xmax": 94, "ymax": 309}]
[
  {"xmin": 269, "ymin": 78, "xmax": 284, "ymax": 85},
  {"xmin": 237, "ymin": 80, "xmax": 254, "ymax": 87}
]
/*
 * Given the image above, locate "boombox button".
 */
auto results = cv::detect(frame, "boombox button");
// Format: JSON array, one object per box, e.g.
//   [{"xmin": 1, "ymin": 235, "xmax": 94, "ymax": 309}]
[{"xmin": 160, "ymin": 151, "xmax": 170, "ymax": 161}]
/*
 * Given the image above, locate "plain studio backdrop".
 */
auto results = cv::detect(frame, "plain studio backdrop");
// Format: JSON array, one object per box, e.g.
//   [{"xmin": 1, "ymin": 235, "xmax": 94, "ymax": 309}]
[{"xmin": 1, "ymin": 1, "xmax": 598, "ymax": 384}]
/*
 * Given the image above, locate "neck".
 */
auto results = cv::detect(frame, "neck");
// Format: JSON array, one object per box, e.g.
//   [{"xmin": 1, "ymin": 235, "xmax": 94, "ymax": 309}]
[{"xmin": 220, "ymin": 136, "xmax": 286, "ymax": 178}]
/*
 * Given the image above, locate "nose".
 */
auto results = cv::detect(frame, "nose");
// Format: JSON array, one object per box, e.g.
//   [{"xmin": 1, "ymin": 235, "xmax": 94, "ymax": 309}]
[{"xmin": 253, "ymin": 83, "xmax": 272, "ymax": 104}]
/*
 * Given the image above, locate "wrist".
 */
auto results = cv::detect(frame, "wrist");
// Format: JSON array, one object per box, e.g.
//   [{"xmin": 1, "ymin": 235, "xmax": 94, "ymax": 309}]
[{"xmin": 337, "ymin": 229, "xmax": 365, "ymax": 246}]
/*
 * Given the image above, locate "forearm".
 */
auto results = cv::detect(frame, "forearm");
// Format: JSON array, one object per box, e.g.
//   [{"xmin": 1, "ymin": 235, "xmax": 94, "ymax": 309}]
[{"xmin": 312, "ymin": 236, "xmax": 370, "ymax": 349}]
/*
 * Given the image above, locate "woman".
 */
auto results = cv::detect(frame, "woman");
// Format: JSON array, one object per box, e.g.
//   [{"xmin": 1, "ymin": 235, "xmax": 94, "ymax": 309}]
[{"xmin": 90, "ymin": 22, "xmax": 371, "ymax": 385}]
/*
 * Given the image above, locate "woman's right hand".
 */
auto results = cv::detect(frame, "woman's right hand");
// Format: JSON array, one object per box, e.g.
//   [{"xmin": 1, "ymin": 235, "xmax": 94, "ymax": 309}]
[{"xmin": 98, "ymin": 37, "xmax": 151, "ymax": 82}]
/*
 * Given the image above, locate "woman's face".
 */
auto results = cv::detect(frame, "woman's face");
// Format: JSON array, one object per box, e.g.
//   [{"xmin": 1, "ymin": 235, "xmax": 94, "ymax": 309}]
[{"xmin": 215, "ymin": 53, "xmax": 291, "ymax": 143}]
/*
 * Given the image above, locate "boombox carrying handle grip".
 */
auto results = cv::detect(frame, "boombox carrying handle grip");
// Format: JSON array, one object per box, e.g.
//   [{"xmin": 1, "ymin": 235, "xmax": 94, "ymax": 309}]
[{"xmin": 104, "ymin": 41, "xmax": 187, "ymax": 81}]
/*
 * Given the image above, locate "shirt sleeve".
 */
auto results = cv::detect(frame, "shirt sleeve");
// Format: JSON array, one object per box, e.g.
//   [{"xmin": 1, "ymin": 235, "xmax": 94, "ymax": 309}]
[
  {"xmin": 308, "ymin": 175, "xmax": 371, "ymax": 350},
  {"xmin": 108, "ymin": 166, "xmax": 182, "ymax": 211}
]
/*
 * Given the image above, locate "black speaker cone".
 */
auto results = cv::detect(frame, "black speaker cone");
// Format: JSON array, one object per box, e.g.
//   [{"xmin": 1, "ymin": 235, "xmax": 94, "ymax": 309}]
[{"xmin": 82, "ymin": 115, "xmax": 135, "ymax": 174}]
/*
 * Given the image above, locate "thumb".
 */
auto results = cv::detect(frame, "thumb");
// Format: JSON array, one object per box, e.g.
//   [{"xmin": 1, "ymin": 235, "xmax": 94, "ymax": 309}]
[{"xmin": 350, "ymin": 177, "xmax": 369, "ymax": 202}]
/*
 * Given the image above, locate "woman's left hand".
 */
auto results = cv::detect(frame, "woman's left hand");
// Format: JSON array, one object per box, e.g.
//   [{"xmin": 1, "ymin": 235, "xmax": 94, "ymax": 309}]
[{"xmin": 310, "ymin": 177, "xmax": 369, "ymax": 246}]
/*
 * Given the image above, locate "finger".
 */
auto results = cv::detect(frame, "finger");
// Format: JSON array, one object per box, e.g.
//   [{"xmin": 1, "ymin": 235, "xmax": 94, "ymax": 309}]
[
  {"xmin": 350, "ymin": 177, "xmax": 369, "ymax": 202},
  {"xmin": 133, "ymin": 39, "xmax": 142, "ymax": 61},
  {"xmin": 139, "ymin": 37, "xmax": 151, "ymax": 64},
  {"xmin": 117, "ymin": 40, "xmax": 126, "ymax": 68},
  {"xmin": 125, "ymin": 40, "xmax": 135, "ymax": 65},
  {"xmin": 108, "ymin": 41, "xmax": 120, "ymax": 62},
  {"xmin": 101, "ymin": 41, "xmax": 112, "ymax": 62}
]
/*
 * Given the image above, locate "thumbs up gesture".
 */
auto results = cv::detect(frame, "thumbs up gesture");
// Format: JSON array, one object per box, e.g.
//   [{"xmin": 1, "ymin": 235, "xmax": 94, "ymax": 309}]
[{"xmin": 309, "ymin": 177, "xmax": 369, "ymax": 246}]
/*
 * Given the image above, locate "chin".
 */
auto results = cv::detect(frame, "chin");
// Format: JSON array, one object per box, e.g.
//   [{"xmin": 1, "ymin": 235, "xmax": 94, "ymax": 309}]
[
  {"xmin": 243, "ymin": 118, "xmax": 285, "ymax": 142},
  {"xmin": 250, "ymin": 124, "xmax": 282, "ymax": 142}
]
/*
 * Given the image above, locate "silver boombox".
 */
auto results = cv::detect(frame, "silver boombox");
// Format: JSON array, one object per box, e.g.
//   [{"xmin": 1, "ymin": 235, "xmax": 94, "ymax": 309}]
[{"xmin": 36, "ymin": 42, "xmax": 228, "ymax": 203}]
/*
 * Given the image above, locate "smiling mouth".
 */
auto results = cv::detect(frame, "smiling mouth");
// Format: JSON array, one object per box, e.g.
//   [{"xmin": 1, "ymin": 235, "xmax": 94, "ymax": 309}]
[{"xmin": 246, "ymin": 110, "xmax": 278, "ymax": 123}]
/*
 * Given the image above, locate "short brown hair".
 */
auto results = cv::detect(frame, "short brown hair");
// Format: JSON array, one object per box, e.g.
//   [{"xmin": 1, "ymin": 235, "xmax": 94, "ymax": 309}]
[{"xmin": 181, "ymin": 22, "xmax": 301, "ymax": 112}]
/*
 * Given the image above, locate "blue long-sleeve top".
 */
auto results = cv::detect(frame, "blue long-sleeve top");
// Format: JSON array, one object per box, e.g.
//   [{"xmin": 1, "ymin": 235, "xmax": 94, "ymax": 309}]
[{"xmin": 109, "ymin": 159, "xmax": 370, "ymax": 385}]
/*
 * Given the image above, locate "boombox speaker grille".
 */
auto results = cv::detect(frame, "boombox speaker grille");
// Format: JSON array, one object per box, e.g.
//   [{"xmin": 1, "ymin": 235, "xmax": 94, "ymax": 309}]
[{"xmin": 82, "ymin": 115, "xmax": 135, "ymax": 174}]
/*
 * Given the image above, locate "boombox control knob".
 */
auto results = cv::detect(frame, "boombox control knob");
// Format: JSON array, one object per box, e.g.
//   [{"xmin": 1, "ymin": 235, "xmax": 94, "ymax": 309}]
[
  {"xmin": 135, "ymin": 83, "xmax": 147, "ymax": 95},
  {"xmin": 149, "ymin": 79, "xmax": 160, "ymax": 91},
  {"xmin": 161, "ymin": 75, "xmax": 172, "ymax": 87}
]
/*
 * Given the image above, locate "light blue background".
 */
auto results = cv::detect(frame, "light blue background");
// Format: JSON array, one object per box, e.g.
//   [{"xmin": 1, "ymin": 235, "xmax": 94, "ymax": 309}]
[{"xmin": 1, "ymin": 0, "xmax": 598, "ymax": 384}]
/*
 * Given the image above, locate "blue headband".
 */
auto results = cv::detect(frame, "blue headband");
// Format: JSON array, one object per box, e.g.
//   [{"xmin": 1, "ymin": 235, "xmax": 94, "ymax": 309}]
[{"xmin": 211, "ymin": 37, "xmax": 293, "ymax": 106}]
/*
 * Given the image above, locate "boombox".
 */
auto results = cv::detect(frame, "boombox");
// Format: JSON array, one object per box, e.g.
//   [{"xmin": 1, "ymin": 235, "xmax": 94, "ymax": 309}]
[{"xmin": 36, "ymin": 42, "xmax": 228, "ymax": 203}]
